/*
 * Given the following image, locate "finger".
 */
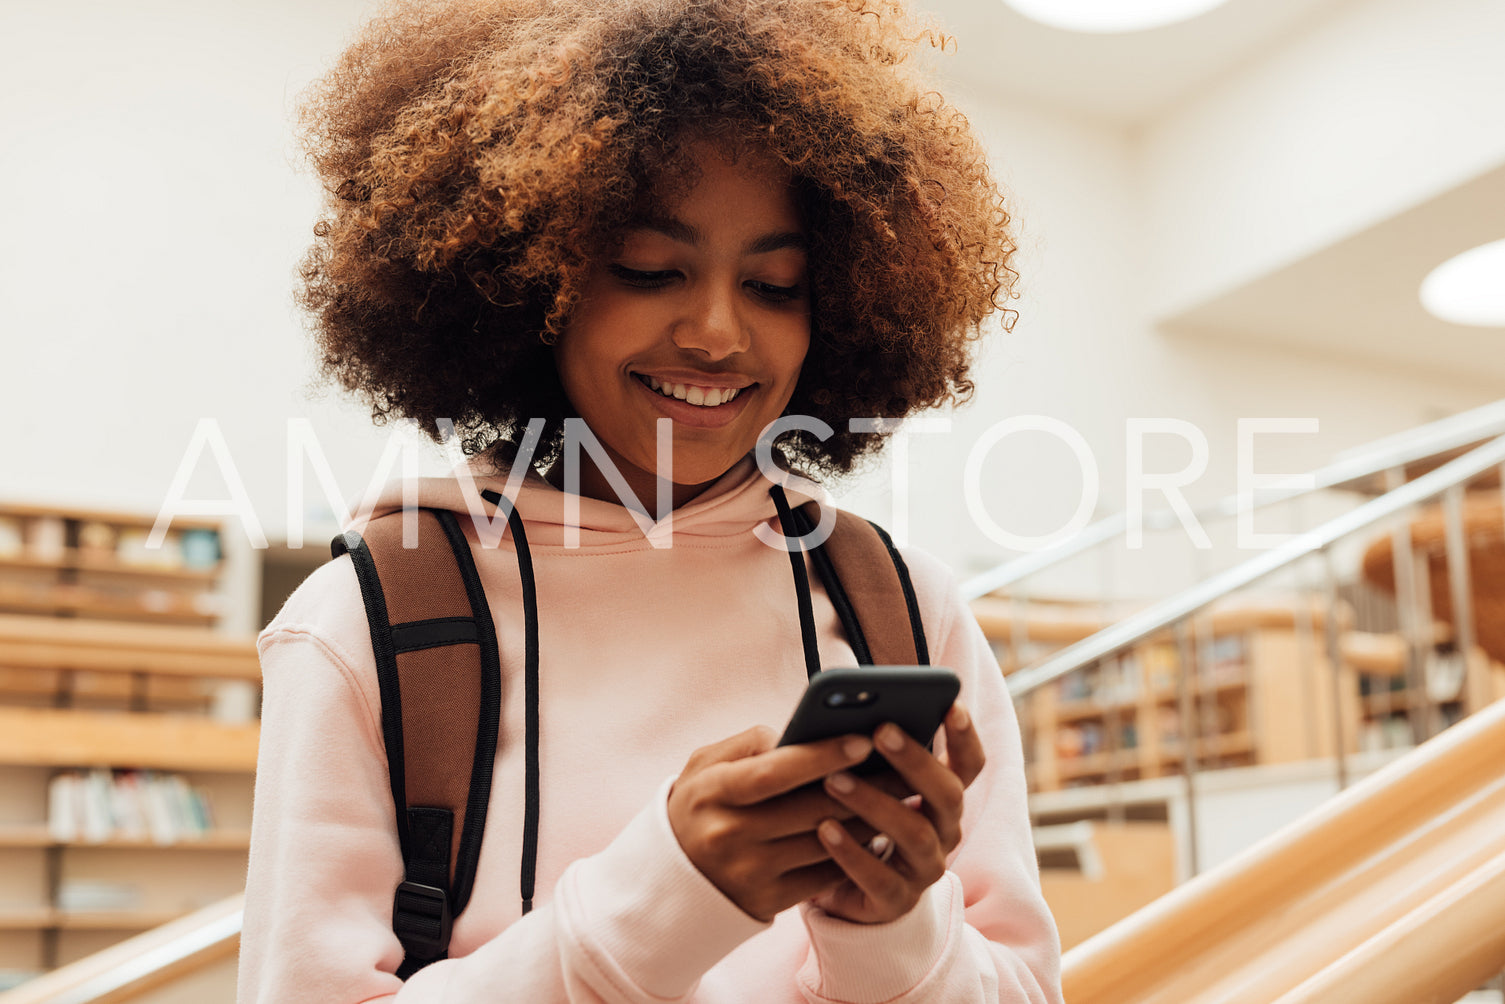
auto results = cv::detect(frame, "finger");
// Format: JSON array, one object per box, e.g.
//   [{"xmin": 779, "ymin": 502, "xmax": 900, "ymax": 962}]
[
  {"xmin": 778, "ymin": 859, "xmax": 849, "ymax": 903},
  {"xmin": 866, "ymin": 768, "xmax": 917, "ymax": 801},
  {"xmin": 822, "ymin": 770, "xmax": 947, "ymax": 863},
  {"xmin": 816, "ymin": 819, "xmax": 914, "ymax": 914},
  {"xmin": 871, "ymin": 723, "xmax": 965, "ymax": 846},
  {"xmin": 746, "ymin": 785, "xmax": 877, "ymax": 839},
  {"xmin": 685, "ymin": 725, "xmax": 779, "ymax": 772},
  {"xmin": 941, "ymin": 701, "xmax": 986, "ymax": 789},
  {"xmin": 716, "ymin": 734, "xmax": 874, "ymax": 806},
  {"xmin": 760, "ymin": 817, "xmax": 877, "ymax": 873}
]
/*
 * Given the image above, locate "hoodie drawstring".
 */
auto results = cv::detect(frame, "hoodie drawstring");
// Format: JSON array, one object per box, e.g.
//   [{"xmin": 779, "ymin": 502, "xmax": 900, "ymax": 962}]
[
  {"xmin": 769, "ymin": 484, "xmax": 822, "ymax": 681},
  {"xmin": 480, "ymin": 483, "xmax": 822, "ymax": 922},
  {"xmin": 480, "ymin": 489, "xmax": 541, "ymax": 918}
]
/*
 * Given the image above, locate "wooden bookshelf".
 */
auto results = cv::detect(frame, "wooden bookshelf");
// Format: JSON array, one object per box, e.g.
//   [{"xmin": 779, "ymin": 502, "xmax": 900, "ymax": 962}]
[
  {"xmin": 0, "ymin": 827, "xmax": 251, "ymax": 851},
  {"xmin": 992, "ymin": 589, "xmax": 1505, "ymax": 792},
  {"xmin": 0, "ymin": 708, "xmax": 258, "ymax": 773},
  {"xmin": 0, "ymin": 503, "xmax": 227, "ymax": 628},
  {"xmin": 0, "ymin": 615, "xmax": 258, "ymax": 678},
  {"xmin": 0, "ymin": 597, "xmax": 260, "ymax": 978},
  {"xmin": 998, "ymin": 596, "xmax": 1363, "ymax": 792},
  {"xmin": 0, "ymin": 555, "xmax": 216, "ymax": 584},
  {"xmin": 0, "ymin": 910, "xmax": 192, "ymax": 932}
]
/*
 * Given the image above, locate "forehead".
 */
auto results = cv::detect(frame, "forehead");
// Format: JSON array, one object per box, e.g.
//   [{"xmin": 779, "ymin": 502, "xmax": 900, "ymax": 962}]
[{"xmin": 636, "ymin": 137, "xmax": 802, "ymax": 224}]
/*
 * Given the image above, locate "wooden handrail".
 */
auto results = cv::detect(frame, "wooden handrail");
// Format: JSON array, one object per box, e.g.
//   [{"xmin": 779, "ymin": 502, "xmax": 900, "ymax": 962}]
[
  {"xmin": 0, "ymin": 895, "xmax": 242, "ymax": 1004},
  {"xmin": 1062, "ymin": 694, "xmax": 1505, "ymax": 1003}
]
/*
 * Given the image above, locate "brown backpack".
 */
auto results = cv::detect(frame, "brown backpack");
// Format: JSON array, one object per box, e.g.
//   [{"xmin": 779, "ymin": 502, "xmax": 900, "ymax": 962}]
[{"xmin": 331, "ymin": 484, "xmax": 929, "ymax": 978}]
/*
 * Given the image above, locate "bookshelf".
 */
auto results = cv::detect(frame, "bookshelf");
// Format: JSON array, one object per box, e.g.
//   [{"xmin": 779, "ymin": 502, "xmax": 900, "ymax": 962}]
[
  {"xmin": 0, "ymin": 611, "xmax": 260, "ymax": 979},
  {"xmin": 990, "ymin": 591, "xmax": 1505, "ymax": 794},
  {"xmin": 1004, "ymin": 596, "xmax": 1363, "ymax": 793},
  {"xmin": 0, "ymin": 503, "xmax": 227, "ymax": 627},
  {"xmin": 1340, "ymin": 626, "xmax": 1505, "ymax": 753}
]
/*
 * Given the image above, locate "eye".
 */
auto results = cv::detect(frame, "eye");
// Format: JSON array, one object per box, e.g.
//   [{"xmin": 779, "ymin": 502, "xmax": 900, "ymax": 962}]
[
  {"xmin": 607, "ymin": 264, "xmax": 678, "ymax": 288},
  {"xmin": 746, "ymin": 280, "xmax": 806, "ymax": 304},
  {"xmin": 608, "ymin": 263, "xmax": 805, "ymax": 303}
]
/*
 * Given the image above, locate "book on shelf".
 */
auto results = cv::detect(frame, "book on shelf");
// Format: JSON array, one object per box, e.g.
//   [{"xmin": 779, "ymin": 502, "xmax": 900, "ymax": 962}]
[
  {"xmin": 1057, "ymin": 658, "xmax": 1140, "ymax": 704},
  {"xmin": 56, "ymin": 879, "xmax": 141, "ymax": 912},
  {"xmin": 45, "ymin": 769, "xmax": 217, "ymax": 844},
  {"xmin": 0, "ymin": 516, "xmax": 22, "ymax": 558},
  {"xmin": 1359, "ymin": 715, "xmax": 1416, "ymax": 752}
]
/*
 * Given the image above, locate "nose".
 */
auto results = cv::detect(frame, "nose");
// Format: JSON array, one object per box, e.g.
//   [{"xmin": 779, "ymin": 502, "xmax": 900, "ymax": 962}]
[{"xmin": 671, "ymin": 280, "xmax": 751, "ymax": 360}]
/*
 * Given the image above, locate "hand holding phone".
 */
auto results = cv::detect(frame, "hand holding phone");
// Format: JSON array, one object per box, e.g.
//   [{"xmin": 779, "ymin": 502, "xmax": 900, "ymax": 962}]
[{"xmin": 666, "ymin": 665, "xmax": 964, "ymax": 923}]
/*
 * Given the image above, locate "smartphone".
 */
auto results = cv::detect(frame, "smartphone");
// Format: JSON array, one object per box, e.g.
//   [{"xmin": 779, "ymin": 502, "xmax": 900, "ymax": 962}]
[{"xmin": 778, "ymin": 665, "xmax": 961, "ymax": 776}]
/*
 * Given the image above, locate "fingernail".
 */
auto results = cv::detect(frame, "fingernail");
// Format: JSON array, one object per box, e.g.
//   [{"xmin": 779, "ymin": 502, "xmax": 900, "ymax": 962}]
[
  {"xmin": 843, "ymin": 736, "xmax": 872, "ymax": 760},
  {"xmin": 820, "ymin": 820, "xmax": 843, "ymax": 845},
  {"xmin": 826, "ymin": 771, "xmax": 856, "ymax": 795},
  {"xmin": 951, "ymin": 703, "xmax": 970, "ymax": 730},
  {"xmin": 877, "ymin": 723, "xmax": 904, "ymax": 752}
]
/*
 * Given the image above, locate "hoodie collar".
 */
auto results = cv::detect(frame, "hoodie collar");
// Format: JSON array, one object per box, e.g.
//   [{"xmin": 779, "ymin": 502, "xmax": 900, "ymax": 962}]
[{"xmin": 344, "ymin": 450, "xmax": 829, "ymax": 551}]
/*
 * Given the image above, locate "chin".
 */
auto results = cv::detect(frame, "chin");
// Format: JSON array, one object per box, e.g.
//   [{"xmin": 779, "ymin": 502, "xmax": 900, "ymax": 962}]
[{"xmin": 664, "ymin": 449, "xmax": 747, "ymax": 487}]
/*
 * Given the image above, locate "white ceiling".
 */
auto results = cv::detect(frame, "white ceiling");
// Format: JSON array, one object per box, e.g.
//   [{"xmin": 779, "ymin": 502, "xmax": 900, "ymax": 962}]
[
  {"xmin": 919, "ymin": 0, "xmax": 1357, "ymax": 126},
  {"xmin": 916, "ymin": 0, "xmax": 1505, "ymax": 390},
  {"xmin": 1164, "ymin": 164, "xmax": 1505, "ymax": 385}
]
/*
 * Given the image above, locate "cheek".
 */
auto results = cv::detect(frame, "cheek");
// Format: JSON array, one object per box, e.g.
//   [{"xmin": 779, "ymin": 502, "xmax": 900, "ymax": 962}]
[{"xmin": 780, "ymin": 327, "xmax": 812, "ymax": 388}]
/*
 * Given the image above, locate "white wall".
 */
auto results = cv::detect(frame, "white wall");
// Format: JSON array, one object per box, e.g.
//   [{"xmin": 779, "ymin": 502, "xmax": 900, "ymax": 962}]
[
  {"xmin": 0, "ymin": 0, "xmax": 418, "ymax": 544},
  {"xmin": 845, "ymin": 74, "xmax": 1502, "ymax": 596},
  {"xmin": 1, "ymin": 0, "xmax": 1498, "ymax": 604},
  {"xmin": 1141, "ymin": 0, "xmax": 1505, "ymax": 322}
]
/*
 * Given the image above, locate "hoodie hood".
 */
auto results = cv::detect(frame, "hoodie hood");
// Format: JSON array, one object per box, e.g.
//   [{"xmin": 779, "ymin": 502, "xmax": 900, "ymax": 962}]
[{"xmin": 343, "ymin": 449, "xmax": 830, "ymax": 551}]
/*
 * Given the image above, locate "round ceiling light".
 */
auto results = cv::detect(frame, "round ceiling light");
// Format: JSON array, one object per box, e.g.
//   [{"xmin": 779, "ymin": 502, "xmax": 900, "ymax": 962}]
[
  {"xmin": 1002, "ymin": 0, "xmax": 1233, "ymax": 33},
  {"xmin": 1420, "ymin": 239, "xmax": 1505, "ymax": 328}
]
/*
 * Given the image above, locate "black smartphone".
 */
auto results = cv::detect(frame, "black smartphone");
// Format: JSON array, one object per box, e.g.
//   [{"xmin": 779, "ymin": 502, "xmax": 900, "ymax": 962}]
[{"xmin": 777, "ymin": 665, "xmax": 961, "ymax": 776}]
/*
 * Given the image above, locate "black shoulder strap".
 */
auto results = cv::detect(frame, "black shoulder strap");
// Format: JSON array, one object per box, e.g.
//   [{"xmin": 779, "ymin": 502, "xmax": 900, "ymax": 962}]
[
  {"xmin": 331, "ymin": 507, "xmax": 503, "ymax": 979},
  {"xmin": 768, "ymin": 486, "xmax": 929, "ymax": 668},
  {"xmin": 809, "ymin": 501, "xmax": 929, "ymax": 667}
]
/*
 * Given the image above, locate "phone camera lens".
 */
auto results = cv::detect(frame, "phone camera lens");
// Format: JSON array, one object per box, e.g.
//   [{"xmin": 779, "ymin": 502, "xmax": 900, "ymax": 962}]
[{"xmin": 824, "ymin": 692, "xmax": 847, "ymax": 708}]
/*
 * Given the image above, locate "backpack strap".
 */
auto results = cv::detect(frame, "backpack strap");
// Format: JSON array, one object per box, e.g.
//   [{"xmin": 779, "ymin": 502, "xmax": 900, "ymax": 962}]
[
  {"xmin": 768, "ymin": 485, "xmax": 929, "ymax": 669},
  {"xmin": 805, "ymin": 501, "xmax": 930, "ymax": 668},
  {"xmin": 331, "ymin": 507, "xmax": 503, "ymax": 979}
]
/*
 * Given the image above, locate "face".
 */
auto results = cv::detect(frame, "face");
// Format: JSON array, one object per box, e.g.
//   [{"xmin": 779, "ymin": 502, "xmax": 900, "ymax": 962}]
[{"xmin": 551, "ymin": 138, "xmax": 811, "ymax": 510}]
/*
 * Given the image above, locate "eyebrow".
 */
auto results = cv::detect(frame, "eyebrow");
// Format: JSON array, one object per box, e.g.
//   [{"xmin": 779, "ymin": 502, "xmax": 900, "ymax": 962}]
[{"xmin": 628, "ymin": 215, "xmax": 808, "ymax": 255}]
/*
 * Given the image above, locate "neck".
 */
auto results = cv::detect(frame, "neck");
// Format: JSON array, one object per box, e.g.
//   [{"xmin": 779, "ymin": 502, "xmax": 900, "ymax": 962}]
[{"xmin": 543, "ymin": 454, "xmax": 717, "ymax": 520}]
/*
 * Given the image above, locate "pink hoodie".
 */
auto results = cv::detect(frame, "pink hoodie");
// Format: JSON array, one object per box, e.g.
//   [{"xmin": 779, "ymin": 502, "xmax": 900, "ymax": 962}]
[{"xmin": 239, "ymin": 452, "xmax": 1063, "ymax": 1003}]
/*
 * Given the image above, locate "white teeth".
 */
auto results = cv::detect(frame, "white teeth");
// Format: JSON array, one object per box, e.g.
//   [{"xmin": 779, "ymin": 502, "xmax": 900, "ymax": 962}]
[{"xmin": 637, "ymin": 374, "xmax": 745, "ymax": 407}]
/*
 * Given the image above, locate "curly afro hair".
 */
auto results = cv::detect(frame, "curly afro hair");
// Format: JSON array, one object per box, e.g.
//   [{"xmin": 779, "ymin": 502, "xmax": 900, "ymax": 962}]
[{"xmin": 294, "ymin": 0, "xmax": 1017, "ymax": 480}]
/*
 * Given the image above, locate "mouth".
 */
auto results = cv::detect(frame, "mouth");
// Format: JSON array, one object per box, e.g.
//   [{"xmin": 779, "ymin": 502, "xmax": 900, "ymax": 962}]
[{"xmin": 631, "ymin": 372, "xmax": 755, "ymax": 408}]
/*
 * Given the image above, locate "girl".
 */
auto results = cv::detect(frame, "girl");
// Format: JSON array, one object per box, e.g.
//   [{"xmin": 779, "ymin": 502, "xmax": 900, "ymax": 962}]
[{"xmin": 240, "ymin": 0, "xmax": 1063, "ymax": 1000}]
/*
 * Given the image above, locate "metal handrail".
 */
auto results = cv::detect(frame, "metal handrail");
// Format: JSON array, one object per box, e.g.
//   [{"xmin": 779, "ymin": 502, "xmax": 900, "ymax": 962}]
[
  {"xmin": 961, "ymin": 398, "xmax": 1505, "ymax": 601},
  {"xmin": 1007, "ymin": 433, "xmax": 1505, "ymax": 698}
]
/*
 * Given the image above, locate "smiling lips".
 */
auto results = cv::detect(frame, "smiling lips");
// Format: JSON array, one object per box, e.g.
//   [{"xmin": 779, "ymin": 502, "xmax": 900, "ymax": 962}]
[{"xmin": 633, "ymin": 372, "xmax": 750, "ymax": 408}]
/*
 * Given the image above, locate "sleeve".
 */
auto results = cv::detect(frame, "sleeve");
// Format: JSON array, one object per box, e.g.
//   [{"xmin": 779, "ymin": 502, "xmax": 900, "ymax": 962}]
[
  {"xmin": 237, "ymin": 599, "xmax": 770, "ymax": 1004},
  {"xmin": 791, "ymin": 550, "xmax": 1064, "ymax": 1004}
]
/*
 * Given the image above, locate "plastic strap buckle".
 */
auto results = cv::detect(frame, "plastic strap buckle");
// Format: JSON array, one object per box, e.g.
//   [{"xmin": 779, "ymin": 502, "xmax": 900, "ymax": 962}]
[{"xmin": 393, "ymin": 880, "xmax": 452, "ymax": 960}]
